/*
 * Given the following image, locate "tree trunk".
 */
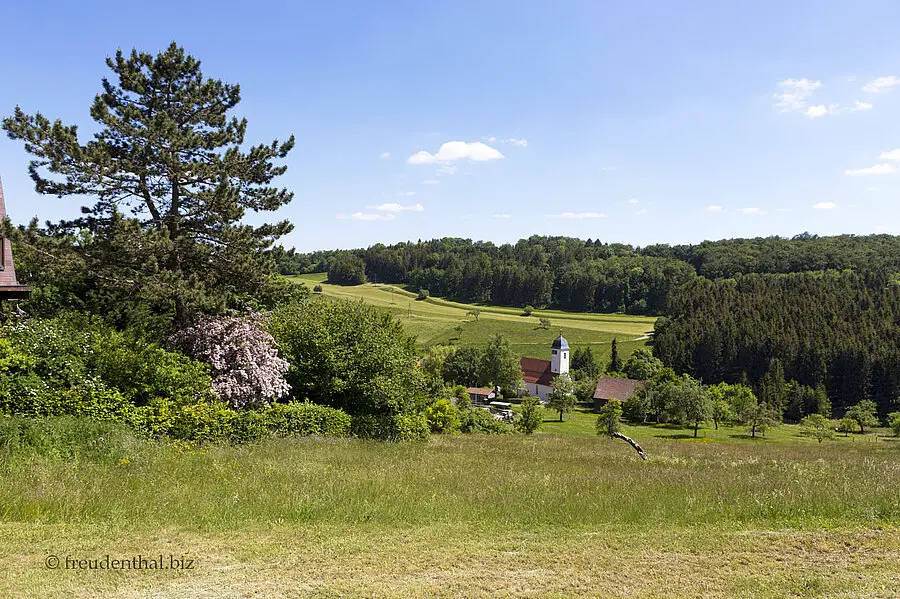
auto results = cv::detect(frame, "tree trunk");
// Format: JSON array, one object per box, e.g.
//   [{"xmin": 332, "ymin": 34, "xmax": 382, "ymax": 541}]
[
  {"xmin": 694, "ymin": 422, "xmax": 699, "ymax": 438},
  {"xmin": 612, "ymin": 432, "xmax": 648, "ymax": 460}
]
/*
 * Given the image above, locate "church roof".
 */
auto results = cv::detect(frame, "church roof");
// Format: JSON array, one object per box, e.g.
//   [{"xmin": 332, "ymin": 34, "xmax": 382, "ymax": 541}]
[
  {"xmin": 520, "ymin": 357, "xmax": 553, "ymax": 386},
  {"xmin": 551, "ymin": 334, "xmax": 569, "ymax": 350}
]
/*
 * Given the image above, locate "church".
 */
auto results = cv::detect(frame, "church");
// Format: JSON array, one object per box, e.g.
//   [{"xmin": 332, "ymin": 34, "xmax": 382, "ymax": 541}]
[{"xmin": 520, "ymin": 334, "xmax": 569, "ymax": 401}]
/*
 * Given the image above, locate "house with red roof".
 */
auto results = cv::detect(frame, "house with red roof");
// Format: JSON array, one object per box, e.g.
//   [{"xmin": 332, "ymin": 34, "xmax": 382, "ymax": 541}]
[{"xmin": 520, "ymin": 334, "xmax": 570, "ymax": 401}]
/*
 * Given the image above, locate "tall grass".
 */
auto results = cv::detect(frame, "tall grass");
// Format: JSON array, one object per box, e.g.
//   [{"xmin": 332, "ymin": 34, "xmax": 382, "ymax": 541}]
[{"xmin": 1, "ymin": 425, "xmax": 897, "ymax": 531}]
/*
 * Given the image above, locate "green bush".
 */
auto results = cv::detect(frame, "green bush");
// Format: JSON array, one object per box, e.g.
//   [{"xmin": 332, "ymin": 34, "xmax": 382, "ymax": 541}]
[
  {"xmin": 416, "ymin": 289, "xmax": 430, "ymax": 301},
  {"xmin": 523, "ymin": 305, "xmax": 534, "ymax": 316},
  {"xmin": 515, "ymin": 396, "xmax": 543, "ymax": 434},
  {"xmin": 0, "ymin": 415, "xmax": 144, "ymax": 463},
  {"xmin": 167, "ymin": 402, "xmax": 236, "ymax": 443},
  {"xmin": 888, "ymin": 412, "xmax": 900, "ymax": 437},
  {"xmin": 351, "ymin": 411, "xmax": 429, "ymax": 442},
  {"xmin": 264, "ymin": 401, "xmax": 352, "ymax": 438},
  {"xmin": 0, "ymin": 382, "xmax": 135, "ymax": 422},
  {"xmin": 459, "ymin": 406, "xmax": 510, "ymax": 434},
  {"xmin": 228, "ymin": 410, "xmax": 271, "ymax": 444},
  {"xmin": 425, "ymin": 398, "xmax": 460, "ymax": 434}
]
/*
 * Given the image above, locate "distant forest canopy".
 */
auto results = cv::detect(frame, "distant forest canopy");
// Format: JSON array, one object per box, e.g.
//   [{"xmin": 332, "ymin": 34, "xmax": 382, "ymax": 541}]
[
  {"xmin": 274, "ymin": 233, "xmax": 900, "ymax": 314},
  {"xmin": 276, "ymin": 233, "xmax": 900, "ymax": 416}
]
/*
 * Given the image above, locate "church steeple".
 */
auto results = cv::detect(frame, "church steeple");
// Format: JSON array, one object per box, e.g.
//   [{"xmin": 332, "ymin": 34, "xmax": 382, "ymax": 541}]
[{"xmin": 0, "ymin": 177, "xmax": 31, "ymax": 300}]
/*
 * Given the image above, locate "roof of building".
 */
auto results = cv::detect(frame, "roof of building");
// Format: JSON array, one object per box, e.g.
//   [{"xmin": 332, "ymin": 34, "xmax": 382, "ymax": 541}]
[
  {"xmin": 551, "ymin": 334, "xmax": 570, "ymax": 350},
  {"xmin": 520, "ymin": 357, "xmax": 553, "ymax": 386},
  {"xmin": 0, "ymin": 177, "xmax": 27, "ymax": 296},
  {"xmin": 466, "ymin": 387, "xmax": 493, "ymax": 396},
  {"xmin": 592, "ymin": 376, "xmax": 645, "ymax": 401}
]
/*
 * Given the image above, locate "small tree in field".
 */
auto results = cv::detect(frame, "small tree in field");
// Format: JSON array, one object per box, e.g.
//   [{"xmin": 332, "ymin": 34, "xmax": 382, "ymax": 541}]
[
  {"xmin": 837, "ymin": 417, "xmax": 856, "ymax": 437},
  {"xmin": 515, "ymin": 396, "xmax": 543, "ymax": 435},
  {"xmin": 523, "ymin": 305, "xmax": 534, "ymax": 316},
  {"xmin": 596, "ymin": 399, "xmax": 623, "ymax": 437},
  {"xmin": 546, "ymin": 375, "xmax": 577, "ymax": 422},
  {"xmin": 800, "ymin": 413, "xmax": 834, "ymax": 443},
  {"xmin": 539, "ymin": 317, "xmax": 551, "ymax": 330},
  {"xmin": 845, "ymin": 399, "xmax": 879, "ymax": 433},
  {"xmin": 710, "ymin": 397, "xmax": 734, "ymax": 430},
  {"xmin": 466, "ymin": 309, "xmax": 481, "ymax": 322},
  {"xmin": 745, "ymin": 402, "xmax": 779, "ymax": 438},
  {"xmin": 887, "ymin": 412, "xmax": 900, "ymax": 437}
]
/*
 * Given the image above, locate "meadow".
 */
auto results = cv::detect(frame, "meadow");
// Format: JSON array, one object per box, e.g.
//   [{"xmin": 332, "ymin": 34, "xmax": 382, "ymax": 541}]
[
  {"xmin": 2, "ymin": 415, "xmax": 898, "ymax": 598},
  {"xmin": 288, "ymin": 273, "xmax": 655, "ymax": 359}
]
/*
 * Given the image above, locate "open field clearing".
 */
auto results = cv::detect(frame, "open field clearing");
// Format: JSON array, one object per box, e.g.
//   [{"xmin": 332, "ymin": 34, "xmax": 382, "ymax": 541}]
[
  {"xmin": 2, "ymin": 431, "xmax": 898, "ymax": 598},
  {"xmin": 288, "ymin": 273, "xmax": 654, "ymax": 359}
]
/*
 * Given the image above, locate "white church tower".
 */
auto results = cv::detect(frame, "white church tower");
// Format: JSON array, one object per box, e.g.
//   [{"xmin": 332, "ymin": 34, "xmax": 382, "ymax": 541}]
[{"xmin": 550, "ymin": 334, "xmax": 570, "ymax": 375}]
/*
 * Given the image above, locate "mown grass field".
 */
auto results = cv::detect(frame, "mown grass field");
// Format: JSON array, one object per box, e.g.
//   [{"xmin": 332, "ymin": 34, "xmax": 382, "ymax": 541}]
[
  {"xmin": 2, "ymin": 416, "xmax": 899, "ymax": 598},
  {"xmin": 287, "ymin": 273, "xmax": 655, "ymax": 359}
]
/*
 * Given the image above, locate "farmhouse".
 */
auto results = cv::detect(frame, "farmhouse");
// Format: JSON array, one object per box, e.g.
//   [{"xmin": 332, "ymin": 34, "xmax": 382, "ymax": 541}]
[
  {"xmin": 520, "ymin": 334, "xmax": 570, "ymax": 401},
  {"xmin": 466, "ymin": 386, "xmax": 499, "ymax": 404},
  {"xmin": 0, "ymin": 178, "xmax": 30, "ymax": 301},
  {"xmin": 592, "ymin": 376, "xmax": 644, "ymax": 410}
]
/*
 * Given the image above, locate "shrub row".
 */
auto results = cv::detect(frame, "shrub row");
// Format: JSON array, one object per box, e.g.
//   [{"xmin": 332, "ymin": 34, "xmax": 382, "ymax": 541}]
[{"xmin": 350, "ymin": 411, "xmax": 430, "ymax": 442}]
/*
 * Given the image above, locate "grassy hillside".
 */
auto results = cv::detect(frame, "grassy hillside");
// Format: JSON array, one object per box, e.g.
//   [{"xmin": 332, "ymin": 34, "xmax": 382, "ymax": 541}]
[
  {"xmin": 288, "ymin": 273, "xmax": 655, "ymax": 359},
  {"xmin": 3, "ymin": 428, "xmax": 898, "ymax": 598}
]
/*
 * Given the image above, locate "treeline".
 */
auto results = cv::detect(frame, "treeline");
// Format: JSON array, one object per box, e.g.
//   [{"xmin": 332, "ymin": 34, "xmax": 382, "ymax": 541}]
[
  {"xmin": 654, "ymin": 271, "xmax": 900, "ymax": 416},
  {"xmin": 277, "ymin": 233, "xmax": 900, "ymax": 315}
]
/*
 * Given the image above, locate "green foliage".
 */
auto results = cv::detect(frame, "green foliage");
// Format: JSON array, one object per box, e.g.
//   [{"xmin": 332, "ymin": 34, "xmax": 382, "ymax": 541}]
[
  {"xmin": 837, "ymin": 417, "xmax": 857, "ymax": 436},
  {"xmin": 668, "ymin": 375, "xmax": 710, "ymax": 437},
  {"xmin": 623, "ymin": 348, "xmax": 663, "ymax": 381},
  {"xmin": 607, "ymin": 338, "xmax": 623, "ymax": 373},
  {"xmin": 538, "ymin": 317, "xmax": 551, "ymax": 330},
  {"xmin": 3, "ymin": 43, "xmax": 298, "ymax": 329},
  {"xmin": 622, "ymin": 393, "xmax": 649, "ymax": 424},
  {"xmin": 845, "ymin": 400, "xmax": 879, "ymax": 433},
  {"xmin": 458, "ymin": 405, "xmax": 510, "ymax": 434},
  {"xmin": 546, "ymin": 375, "xmax": 577, "ymax": 422},
  {"xmin": 571, "ymin": 347, "xmax": 600, "ymax": 379},
  {"xmin": 596, "ymin": 399, "xmax": 623, "ymax": 437},
  {"xmin": 263, "ymin": 401, "xmax": 352, "ymax": 439},
  {"xmin": 710, "ymin": 398, "xmax": 735, "ymax": 430},
  {"xmin": 515, "ymin": 396, "xmax": 543, "ymax": 435},
  {"xmin": 327, "ymin": 253, "xmax": 368, "ymax": 285},
  {"xmin": 313, "ymin": 285, "xmax": 323, "ymax": 294},
  {"xmin": 800, "ymin": 414, "xmax": 835, "ymax": 443},
  {"xmin": 416, "ymin": 289, "xmax": 430, "ymax": 301},
  {"xmin": 269, "ymin": 299, "xmax": 426, "ymax": 418},
  {"xmin": 888, "ymin": 412, "xmax": 900, "ymax": 436},
  {"xmin": 523, "ymin": 305, "xmax": 534, "ymax": 316},
  {"xmin": 425, "ymin": 399, "xmax": 460, "ymax": 434},
  {"xmin": 745, "ymin": 402, "xmax": 780, "ymax": 438},
  {"xmin": 351, "ymin": 411, "xmax": 430, "ymax": 442},
  {"xmin": 478, "ymin": 334, "xmax": 522, "ymax": 391},
  {"xmin": 441, "ymin": 346, "xmax": 481, "ymax": 387}
]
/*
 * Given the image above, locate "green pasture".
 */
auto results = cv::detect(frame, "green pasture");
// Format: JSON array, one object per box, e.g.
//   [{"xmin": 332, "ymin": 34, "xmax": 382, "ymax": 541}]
[{"xmin": 288, "ymin": 273, "xmax": 654, "ymax": 359}]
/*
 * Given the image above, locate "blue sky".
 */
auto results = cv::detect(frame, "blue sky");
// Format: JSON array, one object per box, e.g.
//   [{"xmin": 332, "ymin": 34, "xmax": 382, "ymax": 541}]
[{"xmin": 1, "ymin": 0, "xmax": 899, "ymax": 252}]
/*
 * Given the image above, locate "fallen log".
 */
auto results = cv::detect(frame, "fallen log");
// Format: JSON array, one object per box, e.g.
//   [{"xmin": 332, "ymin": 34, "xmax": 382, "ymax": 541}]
[{"xmin": 613, "ymin": 432, "xmax": 648, "ymax": 460}]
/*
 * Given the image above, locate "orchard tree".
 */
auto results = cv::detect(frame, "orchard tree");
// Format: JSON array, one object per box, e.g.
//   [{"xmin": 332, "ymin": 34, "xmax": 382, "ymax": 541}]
[
  {"xmin": 800, "ymin": 414, "xmax": 834, "ymax": 443},
  {"xmin": 515, "ymin": 396, "xmax": 543, "ymax": 435},
  {"xmin": 670, "ymin": 375, "xmax": 710, "ymax": 437},
  {"xmin": 845, "ymin": 399, "xmax": 879, "ymax": 433},
  {"xmin": 546, "ymin": 375, "xmax": 576, "ymax": 422},
  {"xmin": 596, "ymin": 399, "xmax": 623, "ymax": 437},
  {"xmin": 478, "ymin": 334, "xmax": 521, "ymax": 391},
  {"xmin": 837, "ymin": 417, "xmax": 856, "ymax": 437},
  {"xmin": 623, "ymin": 348, "xmax": 664, "ymax": 381},
  {"xmin": 3, "ymin": 43, "xmax": 297, "ymax": 330}
]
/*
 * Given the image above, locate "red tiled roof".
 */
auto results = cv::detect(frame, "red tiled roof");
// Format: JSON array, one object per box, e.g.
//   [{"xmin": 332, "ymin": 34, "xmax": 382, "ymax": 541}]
[
  {"xmin": 520, "ymin": 357, "xmax": 553, "ymax": 386},
  {"xmin": 592, "ymin": 376, "xmax": 644, "ymax": 401},
  {"xmin": 466, "ymin": 387, "xmax": 493, "ymax": 395}
]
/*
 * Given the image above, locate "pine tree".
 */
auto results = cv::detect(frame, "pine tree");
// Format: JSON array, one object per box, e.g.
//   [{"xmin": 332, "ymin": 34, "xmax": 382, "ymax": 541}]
[
  {"xmin": 3, "ymin": 43, "xmax": 297, "ymax": 330},
  {"xmin": 607, "ymin": 338, "xmax": 623, "ymax": 373}
]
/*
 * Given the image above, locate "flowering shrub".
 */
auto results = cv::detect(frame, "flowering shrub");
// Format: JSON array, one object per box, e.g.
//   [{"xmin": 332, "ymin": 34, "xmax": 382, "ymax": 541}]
[{"xmin": 171, "ymin": 314, "xmax": 291, "ymax": 409}]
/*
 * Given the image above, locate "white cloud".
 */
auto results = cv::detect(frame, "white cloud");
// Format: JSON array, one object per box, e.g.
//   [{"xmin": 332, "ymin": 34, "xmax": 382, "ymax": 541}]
[
  {"xmin": 812, "ymin": 201, "xmax": 837, "ymax": 210},
  {"xmin": 379, "ymin": 152, "xmax": 391, "ymax": 160},
  {"xmin": 436, "ymin": 165, "xmax": 458, "ymax": 176},
  {"xmin": 774, "ymin": 78, "xmax": 822, "ymax": 113},
  {"xmin": 852, "ymin": 100, "xmax": 873, "ymax": 111},
  {"xmin": 627, "ymin": 198, "xmax": 639, "ymax": 205},
  {"xmin": 549, "ymin": 212, "xmax": 606, "ymax": 219},
  {"xmin": 407, "ymin": 141, "xmax": 504, "ymax": 165},
  {"xmin": 706, "ymin": 205, "xmax": 724, "ymax": 212},
  {"xmin": 396, "ymin": 191, "xmax": 416, "ymax": 197},
  {"xmin": 492, "ymin": 213, "xmax": 512, "ymax": 219},
  {"xmin": 507, "ymin": 138, "xmax": 529, "ymax": 147},
  {"xmin": 370, "ymin": 203, "xmax": 424, "ymax": 213},
  {"xmin": 845, "ymin": 164, "xmax": 897, "ymax": 176},
  {"xmin": 806, "ymin": 104, "xmax": 839, "ymax": 118},
  {"xmin": 487, "ymin": 136, "xmax": 497, "ymax": 142},
  {"xmin": 878, "ymin": 149, "xmax": 900, "ymax": 161},
  {"xmin": 422, "ymin": 179, "xmax": 440, "ymax": 185},
  {"xmin": 863, "ymin": 76, "xmax": 900, "ymax": 93},
  {"xmin": 343, "ymin": 212, "xmax": 397, "ymax": 221},
  {"xmin": 741, "ymin": 207, "xmax": 766, "ymax": 215}
]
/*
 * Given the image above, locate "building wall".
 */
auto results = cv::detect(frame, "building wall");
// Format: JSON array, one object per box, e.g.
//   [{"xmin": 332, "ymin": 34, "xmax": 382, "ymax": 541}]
[{"xmin": 525, "ymin": 382, "xmax": 554, "ymax": 402}]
